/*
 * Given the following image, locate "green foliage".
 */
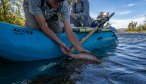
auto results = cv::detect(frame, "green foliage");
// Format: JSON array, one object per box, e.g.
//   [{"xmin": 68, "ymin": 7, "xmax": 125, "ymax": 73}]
[
  {"xmin": 137, "ymin": 24, "xmax": 146, "ymax": 32},
  {"xmin": 127, "ymin": 20, "xmax": 146, "ymax": 32},
  {"xmin": 0, "ymin": 0, "xmax": 25, "ymax": 26}
]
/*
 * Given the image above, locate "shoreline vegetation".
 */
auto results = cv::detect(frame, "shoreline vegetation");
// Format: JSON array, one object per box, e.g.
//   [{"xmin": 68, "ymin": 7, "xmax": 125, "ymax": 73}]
[{"xmin": 118, "ymin": 20, "xmax": 146, "ymax": 33}]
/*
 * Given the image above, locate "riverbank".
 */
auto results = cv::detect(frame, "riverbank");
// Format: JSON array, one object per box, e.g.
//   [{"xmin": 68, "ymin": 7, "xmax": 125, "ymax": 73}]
[
  {"xmin": 117, "ymin": 28, "xmax": 146, "ymax": 34},
  {"xmin": 118, "ymin": 31, "xmax": 146, "ymax": 34}
]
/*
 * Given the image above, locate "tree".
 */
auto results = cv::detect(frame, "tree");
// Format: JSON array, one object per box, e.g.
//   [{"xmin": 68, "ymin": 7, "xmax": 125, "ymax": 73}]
[
  {"xmin": 128, "ymin": 21, "xmax": 137, "ymax": 31},
  {"xmin": 0, "ymin": 0, "xmax": 24, "ymax": 26}
]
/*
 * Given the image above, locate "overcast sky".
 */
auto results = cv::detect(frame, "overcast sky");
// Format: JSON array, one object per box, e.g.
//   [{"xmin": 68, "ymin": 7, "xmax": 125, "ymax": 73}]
[{"xmin": 89, "ymin": 0, "xmax": 146, "ymax": 28}]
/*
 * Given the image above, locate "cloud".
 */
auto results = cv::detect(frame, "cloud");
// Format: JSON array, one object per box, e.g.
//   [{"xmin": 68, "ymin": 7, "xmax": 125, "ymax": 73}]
[
  {"xmin": 127, "ymin": 3, "xmax": 136, "ymax": 7},
  {"xmin": 91, "ymin": 13, "xmax": 144, "ymax": 29},
  {"xmin": 118, "ymin": 11, "xmax": 131, "ymax": 15},
  {"xmin": 111, "ymin": 16, "xmax": 145, "ymax": 28},
  {"xmin": 121, "ymin": 3, "xmax": 136, "ymax": 8}
]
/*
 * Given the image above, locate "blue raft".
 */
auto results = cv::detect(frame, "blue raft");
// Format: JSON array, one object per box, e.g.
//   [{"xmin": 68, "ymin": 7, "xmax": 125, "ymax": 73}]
[{"xmin": 0, "ymin": 22, "xmax": 117, "ymax": 61}]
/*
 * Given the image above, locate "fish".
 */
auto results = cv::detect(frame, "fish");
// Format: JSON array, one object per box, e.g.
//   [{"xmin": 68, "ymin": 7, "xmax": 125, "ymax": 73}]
[{"xmin": 68, "ymin": 51, "xmax": 102, "ymax": 63}]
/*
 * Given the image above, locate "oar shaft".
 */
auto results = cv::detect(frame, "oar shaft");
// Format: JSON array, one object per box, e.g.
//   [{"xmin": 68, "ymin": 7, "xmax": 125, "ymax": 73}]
[
  {"xmin": 80, "ymin": 28, "xmax": 98, "ymax": 43},
  {"xmin": 70, "ymin": 28, "xmax": 98, "ymax": 51}
]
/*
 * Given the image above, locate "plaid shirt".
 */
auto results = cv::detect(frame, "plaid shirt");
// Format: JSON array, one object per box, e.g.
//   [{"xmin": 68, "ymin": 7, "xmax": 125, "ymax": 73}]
[{"xmin": 28, "ymin": 0, "xmax": 70, "ymax": 21}]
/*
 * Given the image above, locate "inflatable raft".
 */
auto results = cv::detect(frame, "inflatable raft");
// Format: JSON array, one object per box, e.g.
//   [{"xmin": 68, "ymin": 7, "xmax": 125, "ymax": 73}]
[{"xmin": 0, "ymin": 22, "xmax": 117, "ymax": 61}]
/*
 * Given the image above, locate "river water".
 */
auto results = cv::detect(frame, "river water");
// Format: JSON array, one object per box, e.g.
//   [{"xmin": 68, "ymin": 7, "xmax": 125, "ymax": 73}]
[{"xmin": 0, "ymin": 33, "xmax": 146, "ymax": 84}]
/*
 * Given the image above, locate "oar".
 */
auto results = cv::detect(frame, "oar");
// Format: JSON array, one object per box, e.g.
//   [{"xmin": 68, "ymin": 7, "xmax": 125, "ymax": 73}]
[
  {"xmin": 68, "ymin": 12, "xmax": 115, "ymax": 63},
  {"xmin": 78, "ymin": 12, "xmax": 115, "ymax": 44}
]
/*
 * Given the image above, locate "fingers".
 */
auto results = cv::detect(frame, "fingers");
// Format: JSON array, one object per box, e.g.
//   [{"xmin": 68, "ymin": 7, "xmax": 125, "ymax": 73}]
[
  {"xmin": 62, "ymin": 43, "xmax": 69, "ymax": 51},
  {"xmin": 61, "ymin": 47, "xmax": 71, "ymax": 55},
  {"xmin": 60, "ymin": 44, "xmax": 71, "ymax": 55}
]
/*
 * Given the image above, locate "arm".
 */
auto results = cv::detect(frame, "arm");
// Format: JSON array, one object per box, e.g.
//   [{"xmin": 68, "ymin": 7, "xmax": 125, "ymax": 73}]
[
  {"xmin": 59, "ymin": 1, "xmax": 85, "ymax": 52},
  {"xmin": 64, "ymin": 21, "xmax": 84, "ymax": 52},
  {"xmin": 28, "ymin": 0, "xmax": 66, "ymax": 49},
  {"xmin": 35, "ymin": 16, "xmax": 64, "ymax": 46}
]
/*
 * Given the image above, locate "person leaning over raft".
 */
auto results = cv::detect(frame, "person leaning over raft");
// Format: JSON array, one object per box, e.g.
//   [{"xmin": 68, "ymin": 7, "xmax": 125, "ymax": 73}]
[
  {"xmin": 70, "ymin": 0, "xmax": 92, "ymax": 27},
  {"xmin": 23, "ymin": 0, "xmax": 87, "ymax": 55}
]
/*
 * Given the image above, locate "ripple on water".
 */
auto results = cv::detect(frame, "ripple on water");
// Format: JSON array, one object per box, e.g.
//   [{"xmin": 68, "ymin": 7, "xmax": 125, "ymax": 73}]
[{"xmin": 0, "ymin": 33, "xmax": 146, "ymax": 84}]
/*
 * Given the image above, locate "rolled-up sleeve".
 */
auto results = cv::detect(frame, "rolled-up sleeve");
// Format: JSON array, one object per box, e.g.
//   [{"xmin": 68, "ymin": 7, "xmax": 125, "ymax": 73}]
[
  {"xmin": 28, "ymin": 0, "xmax": 43, "ymax": 16},
  {"xmin": 59, "ymin": 1, "xmax": 70, "ymax": 22}
]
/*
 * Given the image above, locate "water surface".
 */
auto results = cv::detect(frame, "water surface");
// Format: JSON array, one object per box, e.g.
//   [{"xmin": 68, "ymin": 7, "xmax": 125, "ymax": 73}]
[{"xmin": 0, "ymin": 33, "xmax": 146, "ymax": 84}]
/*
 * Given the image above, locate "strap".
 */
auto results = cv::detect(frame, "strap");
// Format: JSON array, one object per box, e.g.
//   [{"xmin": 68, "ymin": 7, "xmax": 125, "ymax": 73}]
[
  {"xmin": 81, "ymin": 1, "xmax": 83, "ymax": 12},
  {"xmin": 55, "ymin": 2, "xmax": 63, "ymax": 12},
  {"xmin": 74, "ymin": 2, "xmax": 76, "ymax": 13},
  {"xmin": 41, "ymin": 0, "xmax": 45, "ymax": 8}
]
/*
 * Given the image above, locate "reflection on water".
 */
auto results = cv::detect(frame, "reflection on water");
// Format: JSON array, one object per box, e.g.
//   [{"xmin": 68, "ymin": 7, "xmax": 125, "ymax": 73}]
[{"xmin": 0, "ymin": 33, "xmax": 146, "ymax": 84}]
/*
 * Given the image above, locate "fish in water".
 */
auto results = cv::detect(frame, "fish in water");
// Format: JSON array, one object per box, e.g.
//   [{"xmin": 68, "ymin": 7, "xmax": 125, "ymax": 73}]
[{"xmin": 68, "ymin": 51, "xmax": 101, "ymax": 63}]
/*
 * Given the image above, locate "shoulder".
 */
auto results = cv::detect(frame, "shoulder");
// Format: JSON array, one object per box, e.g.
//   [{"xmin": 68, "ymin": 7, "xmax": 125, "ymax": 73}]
[
  {"xmin": 59, "ymin": 0, "xmax": 69, "ymax": 11},
  {"xmin": 62, "ymin": 0, "xmax": 69, "ymax": 7},
  {"xmin": 28, "ymin": 0, "xmax": 41, "ymax": 5}
]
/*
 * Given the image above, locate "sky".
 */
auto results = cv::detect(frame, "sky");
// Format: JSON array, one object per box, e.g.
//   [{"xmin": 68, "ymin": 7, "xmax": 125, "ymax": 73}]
[{"xmin": 89, "ymin": 0, "xmax": 146, "ymax": 28}]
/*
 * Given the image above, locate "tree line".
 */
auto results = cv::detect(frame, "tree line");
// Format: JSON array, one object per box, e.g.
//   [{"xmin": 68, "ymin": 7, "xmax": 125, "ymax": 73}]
[{"xmin": 126, "ymin": 20, "xmax": 146, "ymax": 32}]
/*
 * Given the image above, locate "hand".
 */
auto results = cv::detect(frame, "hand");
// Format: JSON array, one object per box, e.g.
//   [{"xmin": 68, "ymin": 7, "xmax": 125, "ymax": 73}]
[{"xmin": 60, "ymin": 43, "xmax": 71, "ymax": 55}]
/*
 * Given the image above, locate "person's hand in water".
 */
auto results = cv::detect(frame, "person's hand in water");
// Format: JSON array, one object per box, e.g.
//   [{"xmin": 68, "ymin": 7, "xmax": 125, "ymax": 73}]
[
  {"xmin": 60, "ymin": 43, "xmax": 71, "ymax": 55},
  {"xmin": 59, "ymin": 43, "xmax": 101, "ymax": 63}
]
